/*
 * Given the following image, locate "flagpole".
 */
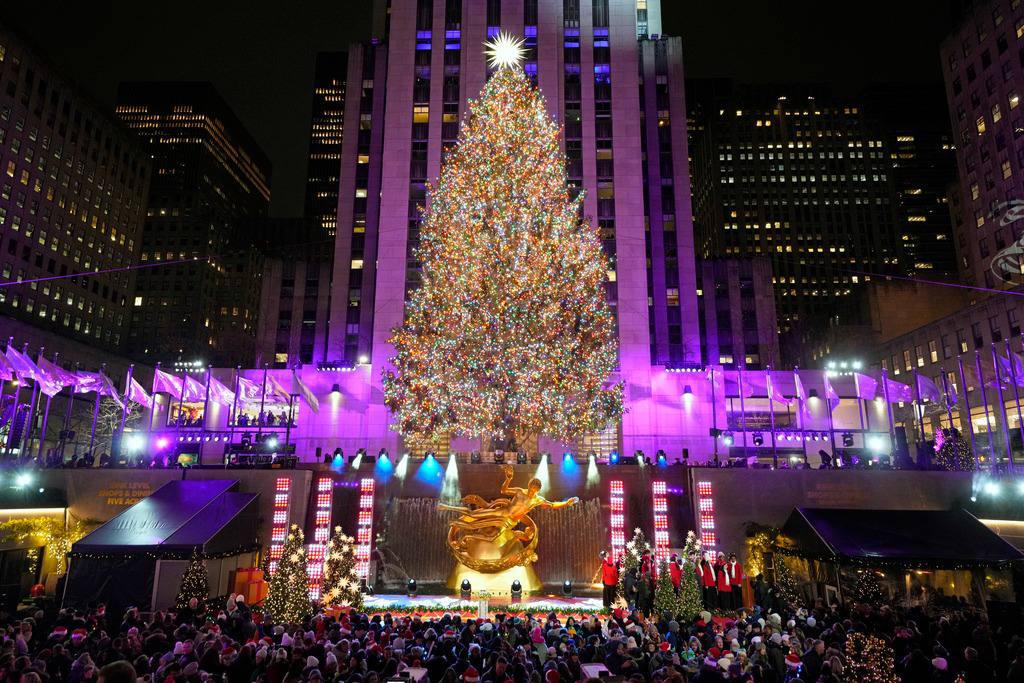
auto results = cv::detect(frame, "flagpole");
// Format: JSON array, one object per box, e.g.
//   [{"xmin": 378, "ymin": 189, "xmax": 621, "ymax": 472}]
[
  {"xmin": 3, "ymin": 338, "xmax": 21, "ymax": 457},
  {"xmin": 201, "ymin": 365, "xmax": 212, "ymax": 445},
  {"xmin": 19, "ymin": 344, "xmax": 41, "ymax": 459},
  {"xmin": 975, "ymin": 351, "xmax": 996, "ymax": 470},
  {"xmin": 119, "ymin": 364, "xmax": 134, "ymax": 458},
  {"xmin": 37, "ymin": 352, "xmax": 57, "ymax": 463},
  {"xmin": 148, "ymin": 362, "xmax": 161, "ymax": 434},
  {"xmin": 738, "ymin": 366, "xmax": 747, "ymax": 455},
  {"xmin": 991, "ymin": 343, "xmax": 1014, "ymax": 471},
  {"xmin": 766, "ymin": 367, "xmax": 778, "ymax": 469},
  {"xmin": 794, "ymin": 367, "xmax": 807, "ymax": 462},
  {"xmin": 175, "ymin": 368, "xmax": 186, "ymax": 429},
  {"xmin": 257, "ymin": 365, "xmax": 269, "ymax": 438},
  {"xmin": 60, "ymin": 362, "xmax": 79, "ymax": 461},
  {"xmin": 709, "ymin": 366, "xmax": 718, "ymax": 466},
  {"xmin": 956, "ymin": 354, "xmax": 979, "ymax": 469},
  {"xmin": 939, "ymin": 367, "xmax": 955, "ymax": 431},
  {"xmin": 229, "ymin": 365, "xmax": 240, "ymax": 441},
  {"xmin": 1004, "ymin": 339, "xmax": 1023, "ymax": 474},
  {"xmin": 88, "ymin": 362, "xmax": 105, "ymax": 460},
  {"xmin": 880, "ymin": 367, "xmax": 896, "ymax": 455},
  {"xmin": 825, "ymin": 375, "xmax": 838, "ymax": 465},
  {"xmin": 912, "ymin": 368, "xmax": 926, "ymax": 455}
]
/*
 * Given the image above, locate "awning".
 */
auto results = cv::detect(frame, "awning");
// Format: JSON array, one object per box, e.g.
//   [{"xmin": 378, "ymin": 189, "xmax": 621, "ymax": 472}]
[
  {"xmin": 781, "ymin": 507, "xmax": 1024, "ymax": 569},
  {"xmin": 71, "ymin": 479, "xmax": 259, "ymax": 557}
]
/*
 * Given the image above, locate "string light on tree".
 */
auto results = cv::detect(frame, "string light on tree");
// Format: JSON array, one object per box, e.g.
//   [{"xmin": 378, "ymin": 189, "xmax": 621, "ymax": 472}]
[
  {"xmin": 264, "ymin": 524, "xmax": 312, "ymax": 622},
  {"xmin": 383, "ymin": 44, "xmax": 623, "ymax": 451},
  {"xmin": 320, "ymin": 526, "xmax": 363, "ymax": 610},
  {"xmin": 174, "ymin": 550, "xmax": 209, "ymax": 610}
]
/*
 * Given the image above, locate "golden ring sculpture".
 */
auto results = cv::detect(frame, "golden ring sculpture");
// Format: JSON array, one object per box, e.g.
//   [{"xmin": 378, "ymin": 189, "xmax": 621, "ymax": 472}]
[{"xmin": 439, "ymin": 463, "xmax": 579, "ymax": 573}]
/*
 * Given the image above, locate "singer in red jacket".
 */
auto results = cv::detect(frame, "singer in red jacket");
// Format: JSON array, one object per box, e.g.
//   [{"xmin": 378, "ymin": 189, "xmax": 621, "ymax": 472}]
[
  {"xmin": 600, "ymin": 551, "xmax": 619, "ymax": 608},
  {"xmin": 726, "ymin": 552, "xmax": 744, "ymax": 609},
  {"xmin": 697, "ymin": 556, "xmax": 717, "ymax": 608},
  {"xmin": 668, "ymin": 554, "xmax": 683, "ymax": 595},
  {"xmin": 715, "ymin": 552, "xmax": 732, "ymax": 610}
]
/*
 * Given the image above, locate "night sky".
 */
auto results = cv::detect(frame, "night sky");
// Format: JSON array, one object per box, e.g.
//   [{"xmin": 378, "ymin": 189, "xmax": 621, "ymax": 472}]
[{"xmin": 3, "ymin": 1, "xmax": 956, "ymax": 217}]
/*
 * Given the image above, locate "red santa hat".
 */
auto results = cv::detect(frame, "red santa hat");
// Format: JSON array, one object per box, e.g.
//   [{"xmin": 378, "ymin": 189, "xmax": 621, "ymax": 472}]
[
  {"xmin": 545, "ymin": 671, "xmax": 560, "ymax": 683},
  {"xmin": 785, "ymin": 653, "xmax": 802, "ymax": 669},
  {"xmin": 463, "ymin": 667, "xmax": 480, "ymax": 683}
]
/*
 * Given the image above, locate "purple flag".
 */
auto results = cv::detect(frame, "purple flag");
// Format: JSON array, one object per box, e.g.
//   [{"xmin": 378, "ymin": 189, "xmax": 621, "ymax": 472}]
[
  {"xmin": 37, "ymin": 356, "xmax": 79, "ymax": 397},
  {"xmin": 823, "ymin": 374, "xmax": 841, "ymax": 410},
  {"xmin": 5, "ymin": 346, "xmax": 42, "ymax": 383},
  {"xmin": 880, "ymin": 375, "xmax": 914, "ymax": 403},
  {"xmin": 266, "ymin": 374, "xmax": 292, "ymax": 404},
  {"xmin": 0, "ymin": 351, "xmax": 14, "ymax": 382},
  {"xmin": 126, "ymin": 377, "xmax": 152, "ymax": 407},
  {"xmin": 76, "ymin": 371, "xmax": 125, "ymax": 409},
  {"xmin": 723, "ymin": 370, "xmax": 755, "ymax": 398},
  {"xmin": 152, "ymin": 369, "xmax": 183, "ymax": 399},
  {"xmin": 915, "ymin": 373, "xmax": 943, "ymax": 404},
  {"xmin": 794, "ymin": 373, "xmax": 811, "ymax": 416},
  {"xmin": 853, "ymin": 373, "xmax": 877, "ymax": 401},
  {"xmin": 181, "ymin": 375, "xmax": 206, "ymax": 402},
  {"xmin": 292, "ymin": 369, "xmax": 320, "ymax": 413},
  {"xmin": 996, "ymin": 352, "xmax": 1024, "ymax": 387},
  {"xmin": 236, "ymin": 376, "xmax": 263, "ymax": 402},
  {"xmin": 207, "ymin": 376, "xmax": 235, "ymax": 405}
]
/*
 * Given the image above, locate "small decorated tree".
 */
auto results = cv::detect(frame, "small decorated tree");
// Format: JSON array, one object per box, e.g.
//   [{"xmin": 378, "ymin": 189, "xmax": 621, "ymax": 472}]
[
  {"xmin": 677, "ymin": 532, "xmax": 704, "ymax": 620},
  {"xmin": 934, "ymin": 428, "xmax": 974, "ymax": 471},
  {"xmin": 853, "ymin": 569, "xmax": 885, "ymax": 605},
  {"xmin": 320, "ymin": 526, "xmax": 363, "ymax": 610},
  {"xmin": 174, "ymin": 550, "xmax": 209, "ymax": 610},
  {"xmin": 264, "ymin": 524, "xmax": 312, "ymax": 622},
  {"xmin": 653, "ymin": 559, "xmax": 677, "ymax": 616},
  {"xmin": 842, "ymin": 632, "xmax": 899, "ymax": 683}
]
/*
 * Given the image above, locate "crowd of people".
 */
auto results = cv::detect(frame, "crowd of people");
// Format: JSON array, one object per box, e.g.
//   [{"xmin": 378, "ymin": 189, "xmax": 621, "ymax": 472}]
[{"xmin": 2, "ymin": 569, "xmax": 1021, "ymax": 683}]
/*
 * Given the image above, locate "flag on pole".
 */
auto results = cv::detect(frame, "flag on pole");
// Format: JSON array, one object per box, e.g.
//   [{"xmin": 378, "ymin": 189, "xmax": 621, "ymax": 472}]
[
  {"xmin": 0, "ymin": 351, "xmax": 15, "ymax": 381},
  {"xmin": 5, "ymin": 346, "xmax": 42, "ymax": 383},
  {"xmin": 823, "ymin": 373, "xmax": 841, "ymax": 411},
  {"xmin": 996, "ymin": 352, "xmax": 1024, "ymax": 387},
  {"xmin": 37, "ymin": 356, "xmax": 79, "ymax": 397},
  {"xmin": 292, "ymin": 369, "xmax": 320, "ymax": 413},
  {"xmin": 152, "ymin": 369, "xmax": 183, "ymax": 399},
  {"xmin": 125, "ymin": 377, "xmax": 152, "ymax": 407},
  {"xmin": 852, "ymin": 372, "xmax": 877, "ymax": 401},
  {"xmin": 207, "ymin": 376, "xmax": 236, "ymax": 406},
  {"xmin": 267, "ymin": 374, "xmax": 292, "ymax": 403},
  {"xmin": 236, "ymin": 376, "xmax": 263, "ymax": 401},
  {"xmin": 76, "ymin": 371, "xmax": 125, "ymax": 409},
  {"xmin": 794, "ymin": 373, "xmax": 811, "ymax": 416},
  {"xmin": 182, "ymin": 375, "xmax": 206, "ymax": 402},
  {"xmin": 876, "ymin": 373, "xmax": 913, "ymax": 403},
  {"xmin": 915, "ymin": 373, "xmax": 943, "ymax": 403}
]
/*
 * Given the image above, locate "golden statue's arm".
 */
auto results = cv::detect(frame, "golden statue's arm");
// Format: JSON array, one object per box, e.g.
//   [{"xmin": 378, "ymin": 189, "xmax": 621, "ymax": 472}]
[
  {"xmin": 538, "ymin": 495, "xmax": 580, "ymax": 509},
  {"xmin": 499, "ymin": 464, "xmax": 523, "ymax": 496}
]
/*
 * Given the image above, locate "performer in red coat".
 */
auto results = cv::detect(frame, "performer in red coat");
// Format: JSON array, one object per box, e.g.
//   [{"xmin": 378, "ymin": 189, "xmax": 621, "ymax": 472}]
[
  {"xmin": 698, "ymin": 556, "xmax": 717, "ymax": 608},
  {"xmin": 715, "ymin": 552, "xmax": 732, "ymax": 611},
  {"xmin": 726, "ymin": 552, "xmax": 744, "ymax": 609},
  {"xmin": 669, "ymin": 554, "xmax": 683, "ymax": 595},
  {"xmin": 600, "ymin": 551, "xmax": 619, "ymax": 608}
]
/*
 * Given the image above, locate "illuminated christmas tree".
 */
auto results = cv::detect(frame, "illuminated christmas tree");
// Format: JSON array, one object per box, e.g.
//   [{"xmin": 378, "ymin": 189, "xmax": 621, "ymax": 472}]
[
  {"xmin": 853, "ymin": 569, "xmax": 885, "ymax": 605},
  {"xmin": 320, "ymin": 526, "xmax": 363, "ymax": 610},
  {"xmin": 843, "ymin": 632, "xmax": 899, "ymax": 683},
  {"xmin": 174, "ymin": 550, "xmax": 209, "ymax": 610},
  {"xmin": 382, "ymin": 34, "xmax": 622, "ymax": 451},
  {"xmin": 934, "ymin": 428, "xmax": 974, "ymax": 471},
  {"xmin": 653, "ymin": 559, "xmax": 677, "ymax": 616},
  {"xmin": 264, "ymin": 525, "xmax": 312, "ymax": 622},
  {"xmin": 619, "ymin": 528, "xmax": 652, "ymax": 599},
  {"xmin": 677, "ymin": 531, "xmax": 704, "ymax": 620}
]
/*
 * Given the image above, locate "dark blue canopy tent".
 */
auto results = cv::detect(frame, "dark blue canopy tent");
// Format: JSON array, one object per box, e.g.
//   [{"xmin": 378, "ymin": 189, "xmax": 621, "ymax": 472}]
[{"xmin": 64, "ymin": 479, "xmax": 260, "ymax": 612}]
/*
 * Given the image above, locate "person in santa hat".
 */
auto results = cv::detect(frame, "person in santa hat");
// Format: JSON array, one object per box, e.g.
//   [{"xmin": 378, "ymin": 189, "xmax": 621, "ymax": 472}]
[
  {"xmin": 715, "ymin": 552, "xmax": 733, "ymax": 611},
  {"xmin": 462, "ymin": 665, "xmax": 481, "ymax": 683},
  {"xmin": 726, "ymin": 552, "xmax": 744, "ymax": 610},
  {"xmin": 697, "ymin": 555, "xmax": 717, "ymax": 609}
]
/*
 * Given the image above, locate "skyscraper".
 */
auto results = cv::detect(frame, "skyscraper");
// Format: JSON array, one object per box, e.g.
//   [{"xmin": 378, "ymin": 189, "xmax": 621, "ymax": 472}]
[
  {"xmin": 0, "ymin": 25, "xmax": 150, "ymax": 355},
  {"xmin": 115, "ymin": 82, "xmax": 271, "ymax": 366},
  {"xmin": 689, "ymin": 82, "xmax": 903, "ymax": 356},
  {"xmin": 941, "ymin": 0, "xmax": 1024, "ymax": 290},
  {"xmin": 324, "ymin": 0, "xmax": 699, "ymax": 452},
  {"xmin": 304, "ymin": 52, "xmax": 347, "ymax": 237}
]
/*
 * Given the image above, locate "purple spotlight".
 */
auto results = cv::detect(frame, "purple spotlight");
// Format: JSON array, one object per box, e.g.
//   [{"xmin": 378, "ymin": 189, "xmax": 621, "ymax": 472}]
[{"xmin": 155, "ymin": 437, "xmax": 170, "ymax": 450}]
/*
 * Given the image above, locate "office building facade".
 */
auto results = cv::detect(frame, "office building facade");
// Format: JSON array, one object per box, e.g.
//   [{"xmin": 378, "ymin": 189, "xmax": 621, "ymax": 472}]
[
  {"xmin": 305, "ymin": 52, "xmax": 347, "ymax": 237},
  {"xmin": 115, "ymin": 82, "xmax": 271, "ymax": 367}
]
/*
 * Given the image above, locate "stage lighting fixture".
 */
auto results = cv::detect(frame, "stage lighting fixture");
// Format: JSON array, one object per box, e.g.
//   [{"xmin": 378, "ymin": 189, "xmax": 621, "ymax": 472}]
[
  {"xmin": 378, "ymin": 448, "xmax": 389, "ymax": 460},
  {"xmin": 562, "ymin": 580, "xmax": 573, "ymax": 597},
  {"xmin": 407, "ymin": 578, "xmax": 418, "ymax": 598},
  {"xmin": 425, "ymin": 451, "xmax": 436, "ymax": 460},
  {"xmin": 752, "ymin": 433, "xmax": 764, "ymax": 447},
  {"xmin": 330, "ymin": 383, "xmax": 341, "ymax": 395},
  {"xmin": 511, "ymin": 579, "xmax": 522, "ymax": 602},
  {"xmin": 563, "ymin": 452, "xmax": 573, "ymax": 463},
  {"xmin": 683, "ymin": 385, "xmax": 693, "ymax": 395},
  {"xmin": 124, "ymin": 434, "xmax": 145, "ymax": 452},
  {"xmin": 493, "ymin": 450, "xmax": 506, "ymax": 464},
  {"xmin": 818, "ymin": 449, "xmax": 833, "ymax": 469},
  {"xmin": 656, "ymin": 449, "xmax": 667, "ymax": 464},
  {"xmin": 516, "ymin": 451, "xmax": 528, "ymax": 464},
  {"xmin": 13, "ymin": 472, "xmax": 32, "ymax": 489},
  {"xmin": 471, "ymin": 450, "xmax": 482, "ymax": 464},
  {"xmin": 265, "ymin": 435, "xmax": 279, "ymax": 450},
  {"xmin": 984, "ymin": 481, "xmax": 1001, "ymax": 497},
  {"xmin": 1018, "ymin": 480, "xmax": 1024, "ymax": 495},
  {"xmin": 610, "ymin": 451, "xmax": 620, "ymax": 465},
  {"xmin": 460, "ymin": 579, "xmax": 472, "ymax": 599},
  {"xmin": 842, "ymin": 432, "xmax": 854, "ymax": 447},
  {"xmin": 721, "ymin": 432, "xmax": 734, "ymax": 446}
]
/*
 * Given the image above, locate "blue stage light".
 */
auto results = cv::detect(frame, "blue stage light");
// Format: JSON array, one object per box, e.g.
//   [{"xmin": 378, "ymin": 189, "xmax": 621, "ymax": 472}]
[{"xmin": 610, "ymin": 451, "xmax": 620, "ymax": 464}]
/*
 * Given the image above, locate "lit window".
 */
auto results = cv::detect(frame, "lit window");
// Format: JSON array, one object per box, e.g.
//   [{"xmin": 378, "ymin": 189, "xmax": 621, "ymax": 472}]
[
  {"xmin": 1011, "ymin": 93, "xmax": 1020, "ymax": 109},
  {"xmin": 413, "ymin": 106, "xmax": 429, "ymax": 123},
  {"xmin": 133, "ymin": 296, "xmax": 143, "ymax": 306},
  {"xmin": 977, "ymin": 116, "xmax": 987, "ymax": 134},
  {"xmin": 1003, "ymin": 160, "xmax": 1013, "ymax": 179}
]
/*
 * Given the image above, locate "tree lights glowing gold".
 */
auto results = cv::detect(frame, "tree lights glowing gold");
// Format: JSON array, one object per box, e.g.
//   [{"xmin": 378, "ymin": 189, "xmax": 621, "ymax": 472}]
[{"xmin": 383, "ymin": 51, "xmax": 623, "ymax": 451}]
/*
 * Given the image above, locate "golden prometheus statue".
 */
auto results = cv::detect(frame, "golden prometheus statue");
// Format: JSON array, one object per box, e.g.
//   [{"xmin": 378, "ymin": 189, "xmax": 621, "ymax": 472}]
[{"xmin": 440, "ymin": 464, "xmax": 579, "ymax": 574}]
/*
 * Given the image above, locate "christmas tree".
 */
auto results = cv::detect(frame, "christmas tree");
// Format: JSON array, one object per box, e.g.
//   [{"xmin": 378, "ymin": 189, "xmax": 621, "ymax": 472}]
[
  {"xmin": 382, "ymin": 34, "xmax": 622, "ymax": 451},
  {"xmin": 174, "ymin": 550, "xmax": 209, "ymax": 610},
  {"xmin": 853, "ymin": 569, "xmax": 885, "ymax": 605},
  {"xmin": 264, "ymin": 524, "xmax": 312, "ymax": 622},
  {"xmin": 320, "ymin": 526, "xmax": 363, "ymax": 610},
  {"xmin": 619, "ymin": 528, "xmax": 652, "ymax": 599},
  {"xmin": 933, "ymin": 428, "xmax": 974, "ymax": 471},
  {"xmin": 677, "ymin": 531, "xmax": 704, "ymax": 620},
  {"xmin": 842, "ymin": 632, "xmax": 899, "ymax": 683},
  {"xmin": 653, "ymin": 559, "xmax": 678, "ymax": 617}
]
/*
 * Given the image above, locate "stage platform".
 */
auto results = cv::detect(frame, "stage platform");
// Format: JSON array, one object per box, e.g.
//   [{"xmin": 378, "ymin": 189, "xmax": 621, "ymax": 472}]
[{"xmin": 361, "ymin": 594, "xmax": 606, "ymax": 617}]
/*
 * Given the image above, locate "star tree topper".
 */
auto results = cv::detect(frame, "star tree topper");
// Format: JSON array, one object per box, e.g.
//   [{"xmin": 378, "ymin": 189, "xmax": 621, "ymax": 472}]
[{"xmin": 484, "ymin": 32, "xmax": 526, "ymax": 70}]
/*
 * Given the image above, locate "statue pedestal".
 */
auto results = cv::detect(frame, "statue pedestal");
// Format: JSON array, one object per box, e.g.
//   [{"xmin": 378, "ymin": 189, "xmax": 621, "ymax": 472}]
[{"xmin": 446, "ymin": 535, "xmax": 541, "ymax": 593}]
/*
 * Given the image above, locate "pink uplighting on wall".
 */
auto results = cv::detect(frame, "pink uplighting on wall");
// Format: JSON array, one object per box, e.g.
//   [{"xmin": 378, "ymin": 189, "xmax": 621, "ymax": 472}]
[
  {"xmin": 355, "ymin": 478, "xmax": 375, "ymax": 581},
  {"xmin": 267, "ymin": 476, "xmax": 291, "ymax": 573},
  {"xmin": 306, "ymin": 475, "xmax": 333, "ymax": 600},
  {"xmin": 697, "ymin": 480, "xmax": 717, "ymax": 558},
  {"xmin": 652, "ymin": 480, "xmax": 669, "ymax": 563},
  {"xmin": 609, "ymin": 479, "xmax": 625, "ymax": 561}
]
